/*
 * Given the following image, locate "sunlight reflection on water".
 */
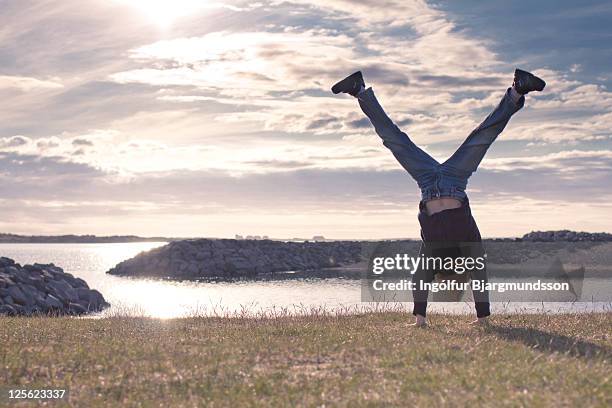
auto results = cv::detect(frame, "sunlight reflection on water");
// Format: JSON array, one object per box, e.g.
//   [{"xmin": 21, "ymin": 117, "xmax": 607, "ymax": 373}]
[{"xmin": 0, "ymin": 243, "xmax": 609, "ymax": 318}]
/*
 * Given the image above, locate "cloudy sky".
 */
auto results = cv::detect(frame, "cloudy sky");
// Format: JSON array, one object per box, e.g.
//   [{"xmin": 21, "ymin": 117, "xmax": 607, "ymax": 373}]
[{"xmin": 1, "ymin": 0, "xmax": 611, "ymax": 238}]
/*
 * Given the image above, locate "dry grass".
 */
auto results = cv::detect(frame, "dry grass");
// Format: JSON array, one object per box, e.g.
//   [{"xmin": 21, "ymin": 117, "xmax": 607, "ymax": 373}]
[{"xmin": 0, "ymin": 312, "xmax": 610, "ymax": 407}]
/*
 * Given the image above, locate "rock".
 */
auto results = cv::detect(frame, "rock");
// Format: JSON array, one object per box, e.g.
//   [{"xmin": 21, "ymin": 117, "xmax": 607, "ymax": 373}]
[
  {"xmin": 31, "ymin": 290, "xmax": 48, "ymax": 309},
  {"xmin": 44, "ymin": 294, "xmax": 63, "ymax": 310},
  {"xmin": 0, "ymin": 276, "xmax": 14, "ymax": 287},
  {"xmin": 185, "ymin": 263, "xmax": 199, "ymax": 276},
  {"xmin": 12, "ymin": 304, "xmax": 25, "ymax": 314},
  {"xmin": 24, "ymin": 305, "xmax": 44, "ymax": 316},
  {"xmin": 0, "ymin": 257, "xmax": 16, "ymax": 267},
  {"xmin": 8, "ymin": 285, "xmax": 30, "ymax": 306},
  {"xmin": 64, "ymin": 287, "xmax": 78, "ymax": 303},
  {"xmin": 75, "ymin": 277, "xmax": 89, "ymax": 289},
  {"xmin": 68, "ymin": 302, "xmax": 87, "ymax": 315},
  {"xmin": 0, "ymin": 257, "xmax": 109, "ymax": 316},
  {"xmin": 522, "ymin": 230, "xmax": 612, "ymax": 242},
  {"xmin": 87, "ymin": 289, "xmax": 108, "ymax": 309},
  {"xmin": 77, "ymin": 287, "xmax": 90, "ymax": 301},
  {"xmin": 61, "ymin": 273, "xmax": 79, "ymax": 288},
  {"xmin": 3, "ymin": 266, "xmax": 19, "ymax": 277},
  {"xmin": 46, "ymin": 281, "xmax": 69, "ymax": 303},
  {"xmin": 47, "ymin": 279, "xmax": 78, "ymax": 303},
  {"xmin": 28, "ymin": 275, "xmax": 47, "ymax": 292},
  {"xmin": 0, "ymin": 304, "xmax": 17, "ymax": 316}
]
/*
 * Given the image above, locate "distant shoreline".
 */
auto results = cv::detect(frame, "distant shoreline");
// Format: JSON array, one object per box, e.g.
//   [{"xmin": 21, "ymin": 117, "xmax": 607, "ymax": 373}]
[
  {"xmin": 1, "ymin": 229, "xmax": 611, "ymax": 243},
  {"xmin": 0, "ymin": 233, "xmax": 419, "ymax": 244},
  {"xmin": 0, "ymin": 234, "xmax": 173, "ymax": 244}
]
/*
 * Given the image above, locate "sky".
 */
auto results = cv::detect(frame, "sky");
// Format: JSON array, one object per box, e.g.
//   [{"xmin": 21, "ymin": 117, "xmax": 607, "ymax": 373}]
[{"xmin": 0, "ymin": 0, "xmax": 611, "ymax": 239}]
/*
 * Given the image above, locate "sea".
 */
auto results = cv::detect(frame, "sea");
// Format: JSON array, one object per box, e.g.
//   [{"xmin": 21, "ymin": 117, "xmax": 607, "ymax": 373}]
[{"xmin": 1, "ymin": 243, "xmax": 609, "ymax": 318}]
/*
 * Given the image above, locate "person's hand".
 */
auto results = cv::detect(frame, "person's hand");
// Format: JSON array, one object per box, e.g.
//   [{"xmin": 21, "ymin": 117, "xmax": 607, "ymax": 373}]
[{"xmin": 410, "ymin": 314, "xmax": 427, "ymax": 327}]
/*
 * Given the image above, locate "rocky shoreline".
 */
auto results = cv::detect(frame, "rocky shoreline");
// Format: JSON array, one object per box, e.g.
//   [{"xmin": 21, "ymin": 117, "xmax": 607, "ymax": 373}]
[
  {"xmin": 106, "ymin": 232, "xmax": 612, "ymax": 280},
  {"xmin": 0, "ymin": 257, "xmax": 109, "ymax": 316},
  {"xmin": 521, "ymin": 230, "xmax": 612, "ymax": 242},
  {"xmin": 108, "ymin": 239, "xmax": 363, "ymax": 279}
]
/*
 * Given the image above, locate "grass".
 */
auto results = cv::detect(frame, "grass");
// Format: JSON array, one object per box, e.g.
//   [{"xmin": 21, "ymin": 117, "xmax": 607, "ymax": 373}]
[{"xmin": 0, "ymin": 312, "xmax": 610, "ymax": 407}]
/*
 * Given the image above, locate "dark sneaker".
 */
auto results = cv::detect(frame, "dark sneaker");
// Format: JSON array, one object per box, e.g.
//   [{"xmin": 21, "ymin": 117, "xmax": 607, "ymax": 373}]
[
  {"xmin": 331, "ymin": 71, "xmax": 365, "ymax": 96},
  {"xmin": 513, "ymin": 69, "xmax": 546, "ymax": 95}
]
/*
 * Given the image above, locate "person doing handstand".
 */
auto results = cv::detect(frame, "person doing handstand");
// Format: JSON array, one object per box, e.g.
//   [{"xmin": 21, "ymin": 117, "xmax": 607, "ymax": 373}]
[{"xmin": 332, "ymin": 69, "xmax": 546, "ymax": 326}]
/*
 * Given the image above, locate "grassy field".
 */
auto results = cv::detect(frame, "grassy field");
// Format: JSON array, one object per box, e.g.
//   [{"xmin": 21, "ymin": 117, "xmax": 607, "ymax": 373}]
[{"xmin": 1, "ymin": 312, "xmax": 610, "ymax": 407}]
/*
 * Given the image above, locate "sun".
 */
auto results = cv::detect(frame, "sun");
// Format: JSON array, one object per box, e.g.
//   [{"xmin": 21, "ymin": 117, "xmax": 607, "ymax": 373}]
[{"xmin": 117, "ymin": 0, "xmax": 206, "ymax": 27}]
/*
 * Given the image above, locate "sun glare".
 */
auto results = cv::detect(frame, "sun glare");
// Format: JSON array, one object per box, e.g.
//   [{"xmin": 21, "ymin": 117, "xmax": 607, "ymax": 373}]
[{"xmin": 118, "ymin": 0, "xmax": 206, "ymax": 27}]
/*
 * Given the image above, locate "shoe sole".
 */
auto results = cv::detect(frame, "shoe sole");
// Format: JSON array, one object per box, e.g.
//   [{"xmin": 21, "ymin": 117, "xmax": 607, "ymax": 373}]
[
  {"xmin": 533, "ymin": 76, "xmax": 546, "ymax": 91},
  {"xmin": 331, "ymin": 71, "xmax": 362, "ymax": 94},
  {"xmin": 516, "ymin": 68, "xmax": 546, "ymax": 92}
]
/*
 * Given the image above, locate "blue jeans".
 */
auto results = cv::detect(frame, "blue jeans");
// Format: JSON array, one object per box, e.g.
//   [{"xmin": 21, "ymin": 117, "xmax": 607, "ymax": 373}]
[{"xmin": 357, "ymin": 87, "xmax": 524, "ymax": 202}]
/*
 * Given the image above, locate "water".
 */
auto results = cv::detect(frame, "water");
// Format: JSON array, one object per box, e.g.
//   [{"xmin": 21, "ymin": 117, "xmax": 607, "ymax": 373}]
[{"xmin": 1, "ymin": 243, "xmax": 609, "ymax": 318}]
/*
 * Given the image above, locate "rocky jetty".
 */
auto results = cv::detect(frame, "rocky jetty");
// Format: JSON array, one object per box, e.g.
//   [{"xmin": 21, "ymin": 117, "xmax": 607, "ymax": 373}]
[
  {"xmin": 108, "ymin": 239, "xmax": 363, "ymax": 279},
  {"xmin": 522, "ymin": 230, "xmax": 612, "ymax": 242},
  {"xmin": 0, "ymin": 257, "xmax": 109, "ymax": 316}
]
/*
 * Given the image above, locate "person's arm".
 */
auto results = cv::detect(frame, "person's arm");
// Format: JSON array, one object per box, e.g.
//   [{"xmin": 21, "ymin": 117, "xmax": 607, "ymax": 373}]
[{"xmin": 411, "ymin": 242, "xmax": 435, "ymax": 326}]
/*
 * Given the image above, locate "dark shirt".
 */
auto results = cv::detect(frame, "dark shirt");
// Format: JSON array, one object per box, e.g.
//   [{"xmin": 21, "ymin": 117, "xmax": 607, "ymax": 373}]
[{"xmin": 413, "ymin": 198, "xmax": 491, "ymax": 318}]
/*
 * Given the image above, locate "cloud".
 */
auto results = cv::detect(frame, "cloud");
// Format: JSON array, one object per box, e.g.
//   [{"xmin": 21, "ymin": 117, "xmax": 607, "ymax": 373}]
[
  {"xmin": 1, "ymin": 147, "xmax": 611, "ymax": 237},
  {"xmin": 71, "ymin": 140, "xmax": 93, "ymax": 148},
  {"xmin": 0, "ymin": 151, "xmax": 103, "ymax": 179},
  {"xmin": 110, "ymin": 29, "xmax": 358, "ymax": 93},
  {"xmin": 105, "ymin": 5, "xmax": 612, "ymax": 147},
  {"xmin": 570, "ymin": 63, "xmax": 582, "ymax": 73},
  {"xmin": 0, "ymin": 75, "xmax": 63, "ymax": 91},
  {"xmin": 480, "ymin": 149, "xmax": 612, "ymax": 175},
  {"xmin": 346, "ymin": 118, "xmax": 370, "ymax": 129},
  {"xmin": 0, "ymin": 136, "xmax": 29, "ymax": 148},
  {"xmin": 1, "ymin": 0, "xmax": 611, "ymax": 236}
]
